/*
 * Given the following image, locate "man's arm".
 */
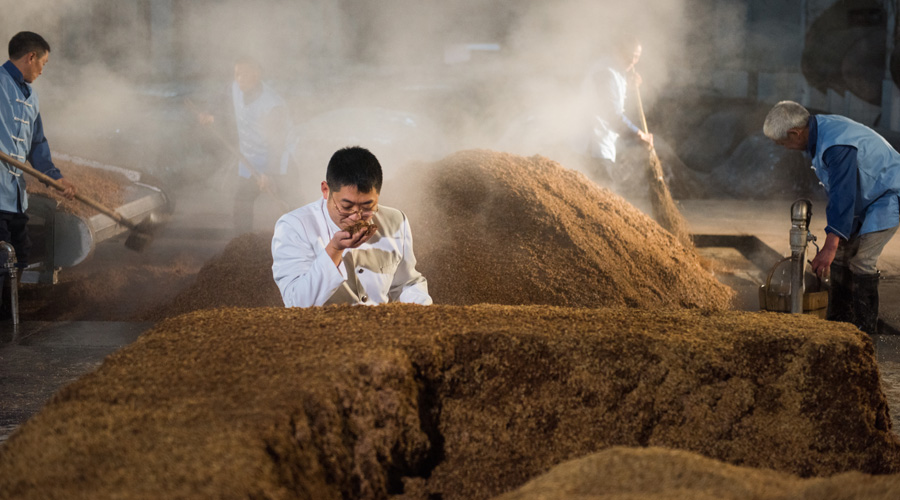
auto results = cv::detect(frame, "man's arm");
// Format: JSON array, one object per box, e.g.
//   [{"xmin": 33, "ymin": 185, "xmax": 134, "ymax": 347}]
[
  {"xmin": 810, "ymin": 145, "xmax": 857, "ymax": 275},
  {"xmin": 388, "ymin": 213, "xmax": 432, "ymax": 305},
  {"xmin": 28, "ymin": 114, "xmax": 76, "ymax": 198},
  {"xmin": 821, "ymin": 145, "xmax": 858, "ymax": 240},
  {"xmin": 262, "ymin": 105, "xmax": 289, "ymax": 175},
  {"xmin": 271, "ymin": 216, "xmax": 346, "ymax": 307}
]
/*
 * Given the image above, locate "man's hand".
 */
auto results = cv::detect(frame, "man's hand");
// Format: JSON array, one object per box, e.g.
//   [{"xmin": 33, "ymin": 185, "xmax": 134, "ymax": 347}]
[
  {"xmin": 257, "ymin": 173, "xmax": 274, "ymax": 192},
  {"xmin": 325, "ymin": 226, "xmax": 374, "ymax": 266},
  {"xmin": 811, "ymin": 233, "xmax": 840, "ymax": 278},
  {"xmin": 58, "ymin": 178, "xmax": 77, "ymax": 200},
  {"xmin": 638, "ymin": 130, "xmax": 654, "ymax": 148},
  {"xmin": 630, "ymin": 71, "xmax": 643, "ymax": 88},
  {"xmin": 196, "ymin": 112, "xmax": 215, "ymax": 125}
]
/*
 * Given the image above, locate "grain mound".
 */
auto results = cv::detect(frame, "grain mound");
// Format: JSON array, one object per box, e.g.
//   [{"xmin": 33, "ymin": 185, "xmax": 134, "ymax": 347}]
[
  {"xmin": 1, "ymin": 305, "xmax": 896, "ymax": 500},
  {"xmin": 496, "ymin": 447, "xmax": 900, "ymax": 500},
  {"xmin": 142, "ymin": 232, "xmax": 282, "ymax": 320},
  {"xmin": 394, "ymin": 150, "xmax": 732, "ymax": 309},
  {"xmin": 27, "ymin": 157, "xmax": 129, "ymax": 216}
]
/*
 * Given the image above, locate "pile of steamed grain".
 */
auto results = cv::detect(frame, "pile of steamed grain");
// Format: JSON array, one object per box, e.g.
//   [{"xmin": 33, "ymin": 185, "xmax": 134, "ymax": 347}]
[
  {"xmin": 392, "ymin": 150, "xmax": 732, "ymax": 309},
  {"xmin": 20, "ymin": 251, "xmax": 201, "ymax": 321},
  {"xmin": 141, "ymin": 232, "xmax": 282, "ymax": 320},
  {"xmin": 147, "ymin": 150, "xmax": 731, "ymax": 319},
  {"xmin": 1, "ymin": 305, "xmax": 896, "ymax": 500},
  {"xmin": 27, "ymin": 156, "xmax": 129, "ymax": 216},
  {"xmin": 497, "ymin": 447, "xmax": 900, "ymax": 500}
]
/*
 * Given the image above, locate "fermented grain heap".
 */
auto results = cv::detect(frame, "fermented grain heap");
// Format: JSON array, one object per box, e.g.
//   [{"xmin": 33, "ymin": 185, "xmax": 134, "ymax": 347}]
[
  {"xmin": 1, "ymin": 305, "xmax": 896, "ymax": 500},
  {"xmin": 393, "ymin": 150, "xmax": 731, "ymax": 309},
  {"xmin": 27, "ymin": 157, "xmax": 129, "ymax": 216},
  {"xmin": 496, "ymin": 447, "xmax": 900, "ymax": 500},
  {"xmin": 146, "ymin": 150, "xmax": 730, "ymax": 318},
  {"xmin": 143, "ymin": 232, "xmax": 282, "ymax": 320}
]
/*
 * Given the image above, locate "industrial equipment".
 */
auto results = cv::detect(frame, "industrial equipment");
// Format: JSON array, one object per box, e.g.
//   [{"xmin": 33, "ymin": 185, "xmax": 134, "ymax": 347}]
[
  {"xmin": 759, "ymin": 199, "xmax": 829, "ymax": 318},
  {"xmin": 22, "ymin": 154, "xmax": 171, "ymax": 284}
]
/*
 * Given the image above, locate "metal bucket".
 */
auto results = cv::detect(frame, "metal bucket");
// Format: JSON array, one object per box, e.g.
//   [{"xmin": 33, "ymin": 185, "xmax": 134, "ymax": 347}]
[{"xmin": 758, "ymin": 257, "xmax": 829, "ymax": 319}]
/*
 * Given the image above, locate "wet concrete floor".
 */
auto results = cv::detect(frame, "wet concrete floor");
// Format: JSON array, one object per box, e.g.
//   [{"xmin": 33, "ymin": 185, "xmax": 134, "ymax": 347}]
[{"xmin": 0, "ymin": 321, "xmax": 151, "ymax": 444}]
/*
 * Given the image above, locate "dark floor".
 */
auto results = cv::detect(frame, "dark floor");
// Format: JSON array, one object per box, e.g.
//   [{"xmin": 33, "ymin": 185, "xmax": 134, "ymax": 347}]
[{"xmin": 0, "ymin": 321, "xmax": 150, "ymax": 444}]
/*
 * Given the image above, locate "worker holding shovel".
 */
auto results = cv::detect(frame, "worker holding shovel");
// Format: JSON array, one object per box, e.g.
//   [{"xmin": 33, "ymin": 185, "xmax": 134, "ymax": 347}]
[
  {"xmin": 193, "ymin": 56, "xmax": 293, "ymax": 235},
  {"xmin": 581, "ymin": 36, "xmax": 654, "ymax": 193},
  {"xmin": 0, "ymin": 32, "xmax": 76, "ymax": 269}
]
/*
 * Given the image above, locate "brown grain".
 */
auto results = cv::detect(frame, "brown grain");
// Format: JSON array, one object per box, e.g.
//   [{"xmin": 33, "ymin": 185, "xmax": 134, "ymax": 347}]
[
  {"xmin": 27, "ymin": 157, "xmax": 129, "ymax": 216},
  {"xmin": 0, "ymin": 305, "xmax": 896, "ymax": 500},
  {"xmin": 392, "ymin": 150, "xmax": 732, "ymax": 309}
]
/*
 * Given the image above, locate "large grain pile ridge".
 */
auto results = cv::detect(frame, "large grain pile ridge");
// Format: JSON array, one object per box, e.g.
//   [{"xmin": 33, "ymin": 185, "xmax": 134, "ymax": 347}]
[
  {"xmin": 1, "ymin": 305, "xmax": 897, "ymax": 500},
  {"xmin": 393, "ymin": 149, "xmax": 732, "ymax": 309},
  {"xmin": 497, "ymin": 447, "xmax": 900, "ymax": 500},
  {"xmin": 142, "ymin": 232, "xmax": 282, "ymax": 320},
  {"xmin": 145, "ymin": 150, "xmax": 731, "ymax": 320}
]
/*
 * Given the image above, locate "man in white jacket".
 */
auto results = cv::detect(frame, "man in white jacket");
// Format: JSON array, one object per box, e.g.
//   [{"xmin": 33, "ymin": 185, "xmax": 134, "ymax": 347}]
[{"xmin": 271, "ymin": 146, "xmax": 432, "ymax": 307}]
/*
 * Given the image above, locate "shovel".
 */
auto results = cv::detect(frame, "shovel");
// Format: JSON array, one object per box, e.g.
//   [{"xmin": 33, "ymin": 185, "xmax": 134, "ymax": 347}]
[
  {"xmin": 183, "ymin": 98, "xmax": 292, "ymax": 213},
  {"xmin": 0, "ymin": 150, "xmax": 159, "ymax": 252},
  {"xmin": 633, "ymin": 84, "xmax": 693, "ymax": 248}
]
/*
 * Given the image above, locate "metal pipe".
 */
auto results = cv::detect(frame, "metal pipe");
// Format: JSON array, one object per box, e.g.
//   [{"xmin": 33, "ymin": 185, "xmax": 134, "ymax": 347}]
[
  {"xmin": 0, "ymin": 241, "xmax": 18, "ymax": 325},
  {"xmin": 790, "ymin": 200, "xmax": 813, "ymax": 314}
]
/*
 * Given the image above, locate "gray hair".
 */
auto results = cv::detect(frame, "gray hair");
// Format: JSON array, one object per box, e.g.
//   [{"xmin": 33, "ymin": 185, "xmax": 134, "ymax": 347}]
[{"xmin": 763, "ymin": 101, "xmax": 810, "ymax": 140}]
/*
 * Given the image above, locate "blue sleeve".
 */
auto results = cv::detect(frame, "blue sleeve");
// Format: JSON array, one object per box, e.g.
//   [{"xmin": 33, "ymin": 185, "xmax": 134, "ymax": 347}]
[
  {"xmin": 619, "ymin": 112, "xmax": 641, "ymax": 135},
  {"xmin": 26, "ymin": 113, "xmax": 63, "ymax": 180},
  {"xmin": 821, "ymin": 145, "xmax": 857, "ymax": 239}
]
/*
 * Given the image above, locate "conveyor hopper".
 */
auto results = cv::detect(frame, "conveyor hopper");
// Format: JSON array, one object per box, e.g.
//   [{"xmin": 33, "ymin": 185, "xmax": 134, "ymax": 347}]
[{"xmin": 23, "ymin": 154, "xmax": 171, "ymax": 284}]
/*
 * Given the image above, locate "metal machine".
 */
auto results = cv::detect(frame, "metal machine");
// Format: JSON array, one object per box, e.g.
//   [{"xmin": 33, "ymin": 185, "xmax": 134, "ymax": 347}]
[
  {"xmin": 789, "ymin": 199, "xmax": 817, "ymax": 314},
  {"xmin": 759, "ymin": 199, "xmax": 828, "ymax": 317},
  {"xmin": 22, "ymin": 154, "xmax": 171, "ymax": 284}
]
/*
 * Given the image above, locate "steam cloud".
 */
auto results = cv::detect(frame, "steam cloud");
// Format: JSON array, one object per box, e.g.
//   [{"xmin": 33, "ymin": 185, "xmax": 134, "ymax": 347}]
[{"xmin": 2, "ymin": 0, "xmax": 716, "ymax": 207}]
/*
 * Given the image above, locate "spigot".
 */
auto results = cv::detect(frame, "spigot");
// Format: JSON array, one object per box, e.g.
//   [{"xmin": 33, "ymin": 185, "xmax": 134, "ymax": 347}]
[
  {"xmin": 789, "ymin": 200, "xmax": 813, "ymax": 314},
  {"xmin": 0, "ymin": 241, "xmax": 18, "ymax": 325}
]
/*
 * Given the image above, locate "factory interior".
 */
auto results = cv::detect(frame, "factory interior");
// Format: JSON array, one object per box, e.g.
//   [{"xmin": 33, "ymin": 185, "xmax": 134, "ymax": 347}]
[{"xmin": 3, "ymin": 1, "xmax": 900, "ymax": 499}]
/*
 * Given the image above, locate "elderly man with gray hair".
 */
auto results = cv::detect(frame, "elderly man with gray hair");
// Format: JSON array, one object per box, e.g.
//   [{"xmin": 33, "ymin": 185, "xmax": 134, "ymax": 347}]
[{"xmin": 764, "ymin": 100, "xmax": 900, "ymax": 334}]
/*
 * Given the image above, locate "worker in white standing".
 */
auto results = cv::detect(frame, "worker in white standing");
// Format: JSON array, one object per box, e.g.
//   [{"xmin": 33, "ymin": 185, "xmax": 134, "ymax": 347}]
[
  {"xmin": 271, "ymin": 146, "xmax": 432, "ymax": 307},
  {"xmin": 764, "ymin": 100, "xmax": 900, "ymax": 334},
  {"xmin": 581, "ymin": 36, "xmax": 654, "ymax": 192}
]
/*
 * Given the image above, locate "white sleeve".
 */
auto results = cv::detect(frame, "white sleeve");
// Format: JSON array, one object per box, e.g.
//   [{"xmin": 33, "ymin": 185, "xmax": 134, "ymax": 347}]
[
  {"xmin": 271, "ymin": 216, "xmax": 346, "ymax": 307},
  {"xmin": 389, "ymin": 213, "xmax": 433, "ymax": 305}
]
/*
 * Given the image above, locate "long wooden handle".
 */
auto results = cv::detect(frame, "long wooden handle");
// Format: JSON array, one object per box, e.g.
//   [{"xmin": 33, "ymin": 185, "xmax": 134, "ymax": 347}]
[
  {"xmin": 184, "ymin": 98, "xmax": 292, "ymax": 212},
  {"xmin": 0, "ymin": 149, "xmax": 137, "ymax": 229},
  {"xmin": 634, "ymin": 81, "xmax": 650, "ymax": 135}
]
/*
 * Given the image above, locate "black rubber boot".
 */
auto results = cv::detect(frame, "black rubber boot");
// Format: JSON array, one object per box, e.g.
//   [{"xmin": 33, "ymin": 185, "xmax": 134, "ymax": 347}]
[
  {"xmin": 852, "ymin": 272, "xmax": 880, "ymax": 335},
  {"xmin": 827, "ymin": 263, "xmax": 854, "ymax": 324}
]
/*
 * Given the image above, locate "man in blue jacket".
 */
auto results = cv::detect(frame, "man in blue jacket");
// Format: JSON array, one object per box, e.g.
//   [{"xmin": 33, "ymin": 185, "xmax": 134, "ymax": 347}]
[
  {"xmin": 196, "ymin": 56, "xmax": 292, "ymax": 235},
  {"xmin": 764, "ymin": 100, "xmax": 900, "ymax": 334},
  {"xmin": 0, "ymin": 32, "xmax": 76, "ymax": 266}
]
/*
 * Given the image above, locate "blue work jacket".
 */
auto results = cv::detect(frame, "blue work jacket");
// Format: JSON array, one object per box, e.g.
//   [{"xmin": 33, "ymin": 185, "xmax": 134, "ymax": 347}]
[{"xmin": 811, "ymin": 114, "xmax": 900, "ymax": 237}]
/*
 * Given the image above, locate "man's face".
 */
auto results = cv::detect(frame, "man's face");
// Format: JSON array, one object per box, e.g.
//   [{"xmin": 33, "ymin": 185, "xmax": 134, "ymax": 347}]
[
  {"xmin": 774, "ymin": 128, "xmax": 808, "ymax": 151},
  {"xmin": 234, "ymin": 63, "xmax": 260, "ymax": 93},
  {"xmin": 629, "ymin": 44, "xmax": 642, "ymax": 69},
  {"xmin": 22, "ymin": 51, "xmax": 49, "ymax": 83},
  {"xmin": 321, "ymin": 182, "xmax": 379, "ymax": 229}
]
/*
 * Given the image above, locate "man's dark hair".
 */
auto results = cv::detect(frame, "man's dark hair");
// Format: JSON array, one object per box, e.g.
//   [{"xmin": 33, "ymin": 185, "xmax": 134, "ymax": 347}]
[
  {"xmin": 234, "ymin": 55, "xmax": 261, "ymax": 72},
  {"xmin": 326, "ymin": 146, "xmax": 383, "ymax": 194},
  {"xmin": 9, "ymin": 31, "xmax": 50, "ymax": 60}
]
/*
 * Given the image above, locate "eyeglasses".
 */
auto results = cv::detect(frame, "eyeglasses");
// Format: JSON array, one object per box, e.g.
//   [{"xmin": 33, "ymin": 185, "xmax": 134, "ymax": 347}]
[{"xmin": 331, "ymin": 195, "xmax": 378, "ymax": 219}]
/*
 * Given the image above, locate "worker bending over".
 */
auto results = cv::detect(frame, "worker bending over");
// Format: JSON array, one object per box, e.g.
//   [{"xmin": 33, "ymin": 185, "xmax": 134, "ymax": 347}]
[
  {"xmin": 271, "ymin": 146, "xmax": 432, "ymax": 307},
  {"xmin": 764, "ymin": 101, "xmax": 900, "ymax": 334}
]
